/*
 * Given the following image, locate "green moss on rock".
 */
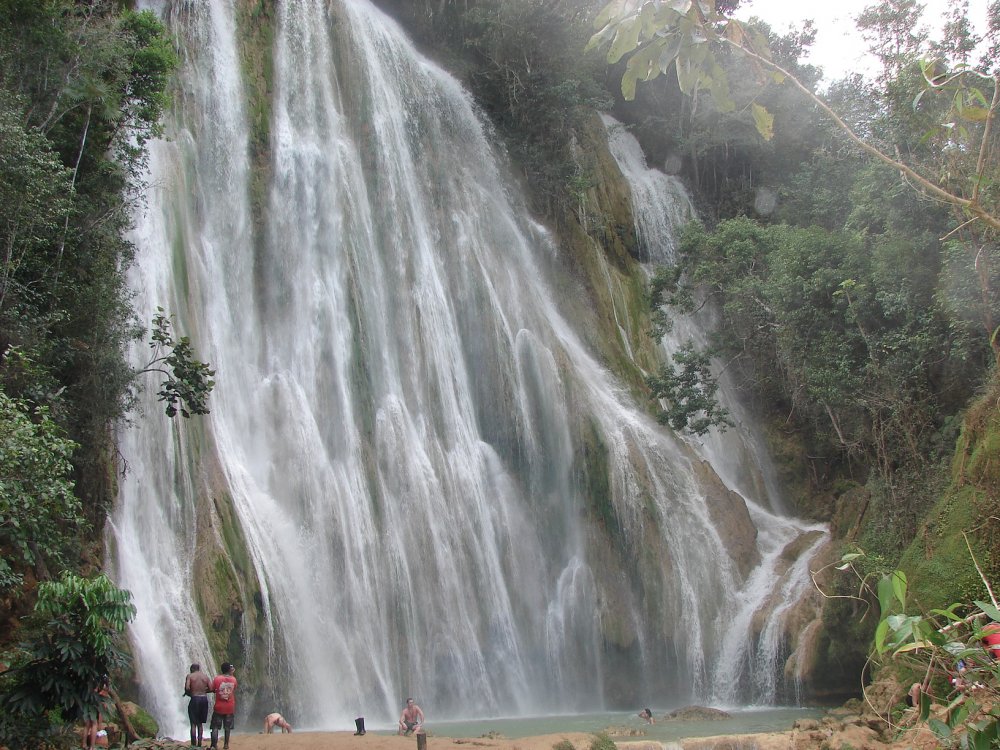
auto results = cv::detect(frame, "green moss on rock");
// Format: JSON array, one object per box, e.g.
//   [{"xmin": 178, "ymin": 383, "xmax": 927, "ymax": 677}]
[
  {"xmin": 896, "ymin": 377, "xmax": 1000, "ymax": 610},
  {"xmin": 126, "ymin": 704, "xmax": 159, "ymax": 738}
]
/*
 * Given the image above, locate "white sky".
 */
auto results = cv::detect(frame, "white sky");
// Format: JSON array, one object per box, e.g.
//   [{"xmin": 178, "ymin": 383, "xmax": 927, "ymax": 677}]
[{"xmin": 734, "ymin": 0, "xmax": 992, "ymax": 81}]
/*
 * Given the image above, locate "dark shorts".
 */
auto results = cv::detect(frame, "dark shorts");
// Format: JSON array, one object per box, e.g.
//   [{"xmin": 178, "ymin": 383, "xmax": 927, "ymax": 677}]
[
  {"xmin": 210, "ymin": 712, "xmax": 235, "ymax": 731},
  {"xmin": 188, "ymin": 695, "xmax": 209, "ymax": 724}
]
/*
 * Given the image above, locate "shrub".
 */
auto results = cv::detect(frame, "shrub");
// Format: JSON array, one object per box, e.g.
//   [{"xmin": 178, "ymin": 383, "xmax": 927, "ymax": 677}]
[{"xmin": 589, "ymin": 733, "xmax": 617, "ymax": 750}]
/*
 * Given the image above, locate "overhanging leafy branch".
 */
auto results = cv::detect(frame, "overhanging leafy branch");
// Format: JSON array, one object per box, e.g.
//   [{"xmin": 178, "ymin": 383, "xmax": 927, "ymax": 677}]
[
  {"xmin": 588, "ymin": 0, "xmax": 1000, "ymax": 232},
  {"xmin": 138, "ymin": 308, "xmax": 215, "ymax": 419}
]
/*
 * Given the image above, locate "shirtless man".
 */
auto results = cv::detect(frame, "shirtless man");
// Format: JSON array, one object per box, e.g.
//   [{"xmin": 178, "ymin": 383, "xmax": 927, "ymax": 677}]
[
  {"xmin": 263, "ymin": 712, "xmax": 293, "ymax": 733},
  {"xmin": 398, "ymin": 698, "xmax": 424, "ymax": 735},
  {"xmin": 184, "ymin": 664, "xmax": 212, "ymax": 747}
]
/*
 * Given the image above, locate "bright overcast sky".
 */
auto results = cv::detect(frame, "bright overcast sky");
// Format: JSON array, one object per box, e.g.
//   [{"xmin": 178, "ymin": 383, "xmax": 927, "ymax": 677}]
[{"xmin": 734, "ymin": 0, "xmax": 992, "ymax": 81}]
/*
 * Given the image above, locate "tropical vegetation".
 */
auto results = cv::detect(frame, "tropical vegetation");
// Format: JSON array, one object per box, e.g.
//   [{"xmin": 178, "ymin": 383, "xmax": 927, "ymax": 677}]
[{"xmin": 0, "ymin": 2, "xmax": 209, "ymax": 745}]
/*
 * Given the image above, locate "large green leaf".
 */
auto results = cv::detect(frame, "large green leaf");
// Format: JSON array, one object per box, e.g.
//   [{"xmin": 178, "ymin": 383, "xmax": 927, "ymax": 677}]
[
  {"xmin": 875, "ymin": 617, "xmax": 890, "ymax": 655},
  {"xmin": 593, "ymin": 0, "xmax": 630, "ymax": 30},
  {"xmin": 608, "ymin": 17, "xmax": 643, "ymax": 63},
  {"xmin": 928, "ymin": 718, "xmax": 952, "ymax": 739},
  {"xmin": 974, "ymin": 601, "xmax": 1000, "ymax": 621},
  {"xmin": 877, "ymin": 574, "xmax": 895, "ymax": 618},
  {"xmin": 891, "ymin": 569, "xmax": 907, "ymax": 609}
]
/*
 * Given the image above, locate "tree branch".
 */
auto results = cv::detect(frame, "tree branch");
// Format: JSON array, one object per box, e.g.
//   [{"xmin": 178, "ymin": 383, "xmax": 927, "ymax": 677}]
[{"xmin": 719, "ymin": 38, "xmax": 1000, "ymax": 232}]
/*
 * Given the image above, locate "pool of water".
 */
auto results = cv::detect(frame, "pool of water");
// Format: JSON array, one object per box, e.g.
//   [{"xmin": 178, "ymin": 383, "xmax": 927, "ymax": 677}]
[{"xmin": 420, "ymin": 707, "xmax": 826, "ymax": 742}]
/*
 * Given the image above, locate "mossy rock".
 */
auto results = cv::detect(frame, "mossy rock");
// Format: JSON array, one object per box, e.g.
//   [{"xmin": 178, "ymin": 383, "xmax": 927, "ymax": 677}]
[
  {"xmin": 119, "ymin": 701, "xmax": 159, "ymax": 738},
  {"xmin": 897, "ymin": 378, "xmax": 1000, "ymax": 610},
  {"xmin": 663, "ymin": 705, "xmax": 732, "ymax": 721}
]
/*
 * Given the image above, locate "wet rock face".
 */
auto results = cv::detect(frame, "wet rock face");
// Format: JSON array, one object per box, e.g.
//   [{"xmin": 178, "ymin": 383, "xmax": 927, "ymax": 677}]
[{"xmin": 692, "ymin": 459, "xmax": 760, "ymax": 579}]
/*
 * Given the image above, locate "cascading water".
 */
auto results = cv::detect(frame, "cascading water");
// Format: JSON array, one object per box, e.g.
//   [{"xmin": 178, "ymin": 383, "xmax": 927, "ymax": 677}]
[
  {"xmin": 109, "ymin": 0, "xmax": 828, "ymax": 737},
  {"xmin": 601, "ymin": 115, "xmax": 829, "ymax": 705}
]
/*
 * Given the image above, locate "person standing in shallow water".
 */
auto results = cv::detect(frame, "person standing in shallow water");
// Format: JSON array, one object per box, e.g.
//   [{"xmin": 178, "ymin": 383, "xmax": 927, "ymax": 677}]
[
  {"xmin": 184, "ymin": 663, "xmax": 213, "ymax": 747},
  {"xmin": 398, "ymin": 698, "xmax": 424, "ymax": 735},
  {"xmin": 209, "ymin": 663, "xmax": 237, "ymax": 750}
]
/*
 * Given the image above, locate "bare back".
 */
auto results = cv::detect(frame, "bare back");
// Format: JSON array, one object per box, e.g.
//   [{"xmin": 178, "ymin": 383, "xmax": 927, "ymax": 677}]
[{"xmin": 185, "ymin": 671, "xmax": 212, "ymax": 696}]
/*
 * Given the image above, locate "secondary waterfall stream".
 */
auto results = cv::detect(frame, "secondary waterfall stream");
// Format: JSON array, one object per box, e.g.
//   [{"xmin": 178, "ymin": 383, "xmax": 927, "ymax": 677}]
[{"xmin": 110, "ymin": 0, "xmax": 828, "ymax": 736}]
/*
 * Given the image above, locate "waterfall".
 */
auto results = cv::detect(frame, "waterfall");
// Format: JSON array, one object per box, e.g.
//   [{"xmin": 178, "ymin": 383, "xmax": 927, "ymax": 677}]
[
  {"xmin": 601, "ymin": 115, "xmax": 829, "ymax": 705},
  {"xmin": 601, "ymin": 117, "xmax": 694, "ymax": 265},
  {"xmin": 109, "ymin": 0, "xmax": 827, "ymax": 737}
]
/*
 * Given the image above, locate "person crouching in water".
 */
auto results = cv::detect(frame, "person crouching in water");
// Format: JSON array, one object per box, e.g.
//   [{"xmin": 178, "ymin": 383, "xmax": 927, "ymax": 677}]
[{"xmin": 264, "ymin": 712, "xmax": 293, "ymax": 733}]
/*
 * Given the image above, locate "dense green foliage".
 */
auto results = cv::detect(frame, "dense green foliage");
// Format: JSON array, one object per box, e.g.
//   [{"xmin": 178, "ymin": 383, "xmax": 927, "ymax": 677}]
[
  {"xmin": 591, "ymin": 0, "xmax": 999, "ymax": 560},
  {"xmin": 657, "ymin": 216, "xmax": 986, "ymax": 523},
  {"xmin": 0, "ymin": 0, "xmax": 179, "ymax": 584},
  {"xmin": 0, "ymin": 573, "xmax": 135, "ymax": 750},
  {"xmin": 0, "ymin": 390, "xmax": 82, "ymax": 591}
]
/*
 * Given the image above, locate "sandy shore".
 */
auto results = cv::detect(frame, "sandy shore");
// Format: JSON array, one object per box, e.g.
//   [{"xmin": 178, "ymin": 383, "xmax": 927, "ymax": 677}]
[{"xmin": 213, "ymin": 731, "xmax": 598, "ymax": 750}]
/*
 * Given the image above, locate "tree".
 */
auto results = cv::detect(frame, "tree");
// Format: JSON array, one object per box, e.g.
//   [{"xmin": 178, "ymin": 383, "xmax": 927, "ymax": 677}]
[
  {"xmin": 0, "ymin": 0, "xmax": 178, "ymax": 520},
  {"xmin": 0, "ymin": 387, "xmax": 83, "ymax": 591},
  {"xmin": 587, "ymin": 0, "xmax": 1000, "ymax": 233},
  {"xmin": 0, "ymin": 573, "xmax": 136, "ymax": 750},
  {"xmin": 0, "ymin": 99, "xmax": 75, "ymax": 316},
  {"xmin": 645, "ymin": 342, "xmax": 732, "ymax": 435},
  {"xmin": 140, "ymin": 309, "xmax": 216, "ymax": 419},
  {"xmin": 856, "ymin": 0, "xmax": 928, "ymax": 80},
  {"xmin": 936, "ymin": 0, "xmax": 979, "ymax": 65}
]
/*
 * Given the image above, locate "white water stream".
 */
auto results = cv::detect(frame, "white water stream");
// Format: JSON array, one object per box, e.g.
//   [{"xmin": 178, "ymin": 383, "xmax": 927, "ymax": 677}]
[
  {"xmin": 601, "ymin": 115, "xmax": 829, "ymax": 705},
  {"xmin": 110, "ymin": 0, "xmax": 827, "ymax": 737}
]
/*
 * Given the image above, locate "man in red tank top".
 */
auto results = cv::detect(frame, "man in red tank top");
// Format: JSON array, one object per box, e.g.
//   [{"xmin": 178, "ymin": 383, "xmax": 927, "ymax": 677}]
[{"xmin": 209, "ymin": 663, "xmax": 237, "ymax": 750}]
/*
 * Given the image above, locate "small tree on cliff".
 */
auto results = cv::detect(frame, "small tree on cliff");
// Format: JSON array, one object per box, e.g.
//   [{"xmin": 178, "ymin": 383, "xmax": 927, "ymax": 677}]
[{"xmin": 140, "ymin": 308, "xmax": 216, "ymax": 419}]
